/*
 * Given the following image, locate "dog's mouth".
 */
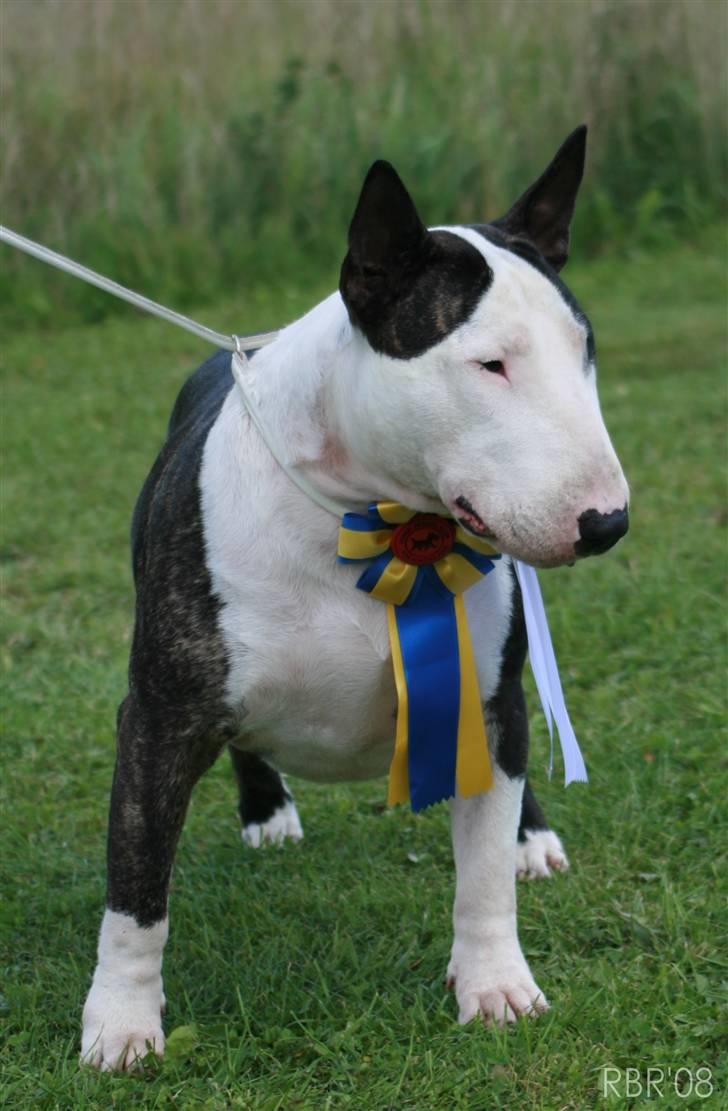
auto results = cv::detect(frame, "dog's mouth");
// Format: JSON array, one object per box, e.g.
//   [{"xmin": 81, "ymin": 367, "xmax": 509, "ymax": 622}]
[
  {"xmin": 454, "ymin": 495, "xmax": 497, "ymax": 541},
  {"xmin": 453, "ymin": 495, "xmax": 579, "ymax": 568}
]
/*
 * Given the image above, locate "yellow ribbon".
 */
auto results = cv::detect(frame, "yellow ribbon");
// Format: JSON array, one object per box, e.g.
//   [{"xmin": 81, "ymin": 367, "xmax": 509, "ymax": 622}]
[{"xmin": 338, "ymin": 502, "xmax": 499, "ymax": 807}]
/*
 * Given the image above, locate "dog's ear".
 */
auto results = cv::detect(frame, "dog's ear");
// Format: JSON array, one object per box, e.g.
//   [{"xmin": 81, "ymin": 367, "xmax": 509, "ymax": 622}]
[
  {"xmin": 339, "ymin": 161, "xmax": 431, "ymax": 326},
  {"xmin": 491, "ymin": 125, "xmax": 587, "ymax": 271}
]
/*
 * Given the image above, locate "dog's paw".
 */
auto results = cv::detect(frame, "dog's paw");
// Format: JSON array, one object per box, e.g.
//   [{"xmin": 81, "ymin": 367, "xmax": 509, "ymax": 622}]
[
  {"xmin": 241, "ymin": 798, "xmax": 304, "ymax": 848},
  {"xmin": 81, "ymin": 982, "xmax": 164, "ymax": 1070},
  {"xmin": 81, "ymin": 910, "xmax": 167, "ymax": 1071},
  {"xmin": 516, "ymin": 829, "xmax": 569, "ymax": 880},
  {"xmin": 447, "ymin": 949, "xmax": 548, "ymax": 1026},
  {"xmin": 456, "ymin": 979, "xmax": 549, "ymax": 1026}
]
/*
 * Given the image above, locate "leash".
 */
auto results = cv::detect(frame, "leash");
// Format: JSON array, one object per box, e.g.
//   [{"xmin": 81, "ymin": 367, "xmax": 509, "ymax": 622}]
[
  {"xmin": 0, "ymin": 225, "xmax": 370, "ymax": 520},
  {"xmin": 1, "ymin": 223, "xmax": 587, "ymax": 790},
  {"xmin": 0, "ymin": 225, "xmax": 279, "ymax": 354}
]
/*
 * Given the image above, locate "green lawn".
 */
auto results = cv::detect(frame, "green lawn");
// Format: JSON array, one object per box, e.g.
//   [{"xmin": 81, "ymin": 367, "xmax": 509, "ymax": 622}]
[{"xmin": 1, "ymin": 238, "xmax": 726, "ymax": 1109}]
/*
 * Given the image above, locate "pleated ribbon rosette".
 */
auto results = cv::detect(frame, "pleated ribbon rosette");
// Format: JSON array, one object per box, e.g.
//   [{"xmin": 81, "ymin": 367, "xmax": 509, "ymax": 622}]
[{"xmin": 337, "ymin": 501, "xmax": 501, "ymax": 811}]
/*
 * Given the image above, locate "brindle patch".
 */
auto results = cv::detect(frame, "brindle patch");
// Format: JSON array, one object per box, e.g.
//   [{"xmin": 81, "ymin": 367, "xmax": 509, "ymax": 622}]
[
  {"xmin": 107, "ymin": 349, "xmax": 241, "ymax": 927},
  {"xmin": 229, "ymin": 749, "xmax": 292, "ymax": 827},
  {"xmin": 485, "ymin": 560, "xmax": 529, "ymax": 780},
  {"xmin": 485, "ymin": 562, "xmax": 556, "ymax": 838},
  {"xmin": 518, "ymin": 779, "xmax": 550, "ymax": 841}
]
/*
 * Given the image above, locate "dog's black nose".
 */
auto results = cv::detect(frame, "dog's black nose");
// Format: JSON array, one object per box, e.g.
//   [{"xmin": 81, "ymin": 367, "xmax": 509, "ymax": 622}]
[{"xmin": 575, "ymin": 506, "xmax": 629, "ymax": 556}]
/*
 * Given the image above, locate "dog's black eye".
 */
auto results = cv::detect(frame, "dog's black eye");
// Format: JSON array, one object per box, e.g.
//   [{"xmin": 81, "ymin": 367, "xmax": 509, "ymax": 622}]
[{"xmin": 480, "ymin": 359, "xmax": 506, "ymax": 376}]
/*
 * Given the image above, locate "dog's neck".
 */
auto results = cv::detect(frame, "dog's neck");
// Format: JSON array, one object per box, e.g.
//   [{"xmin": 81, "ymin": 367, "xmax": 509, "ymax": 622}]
[{"xmin": 240, "ymin": 292, "xmax": 445, "ymax": 517}]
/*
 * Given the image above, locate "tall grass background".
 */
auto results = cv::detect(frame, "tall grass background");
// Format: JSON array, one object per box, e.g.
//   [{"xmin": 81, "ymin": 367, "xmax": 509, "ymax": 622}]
[{"xmin": 1, "ymin": 0, "xmax": 726, "ymax": 328}]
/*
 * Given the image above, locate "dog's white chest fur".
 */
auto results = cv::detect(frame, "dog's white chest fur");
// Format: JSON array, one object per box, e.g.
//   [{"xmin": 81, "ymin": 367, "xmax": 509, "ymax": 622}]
[{"xmin": 200, "ymin": 386, "xmax": 513, "ymax": 783}]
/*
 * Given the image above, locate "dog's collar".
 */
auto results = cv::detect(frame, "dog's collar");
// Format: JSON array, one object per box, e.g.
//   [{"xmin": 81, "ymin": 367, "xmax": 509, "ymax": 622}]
[{"xmin": 232, "ymin": 346, "xmax": 355, "ymax": 518}]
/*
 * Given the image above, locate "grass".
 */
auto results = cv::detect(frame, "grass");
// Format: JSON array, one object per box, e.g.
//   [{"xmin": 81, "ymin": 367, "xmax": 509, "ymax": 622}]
[
  {"xmin": 1, "ymin": 0, "xmax": 726, "ymax": 328},
  {"xmin": 1, "ymin": 234, "xmax": 727, "ymax": 1108}
]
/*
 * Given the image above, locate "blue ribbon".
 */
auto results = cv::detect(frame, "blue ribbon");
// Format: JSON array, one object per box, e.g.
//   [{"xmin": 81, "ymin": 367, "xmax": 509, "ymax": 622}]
[{"xmin": 338, "ymin": 503, "xmax": 500, "ymax": 811}]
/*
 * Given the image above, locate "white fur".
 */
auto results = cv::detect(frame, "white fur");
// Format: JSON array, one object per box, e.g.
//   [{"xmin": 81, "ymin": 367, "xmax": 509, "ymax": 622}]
[
  {"xmin": 516, "ymin": 828, "xmax": 569, "ymax": 880},
  {"xmin": 448, "ymin": 767, "xmax": 548, "ymax": 1024},
  {"xmin": 241, "ymin": 798, "xmax": 304, "ymax": 847},
  {"xmin": 81, "ymin": 911, "xmax": 166, "ymax": 1070}
]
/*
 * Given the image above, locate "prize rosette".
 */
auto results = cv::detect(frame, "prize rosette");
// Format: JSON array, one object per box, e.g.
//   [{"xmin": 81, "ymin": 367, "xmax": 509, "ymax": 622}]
[{"xmin": 337, "ymin": 502, "xmax": 501, "ymax": 811}]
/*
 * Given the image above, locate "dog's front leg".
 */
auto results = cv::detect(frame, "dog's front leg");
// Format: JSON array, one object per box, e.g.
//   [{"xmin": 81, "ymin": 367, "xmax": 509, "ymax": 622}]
[
  {"xmin": 81, "ymin": 695, "xmax": 221, "ymax": 1069},
  {"xmin": 447, "ymin": 764, "xmax": 548, "ymax": 1025}
]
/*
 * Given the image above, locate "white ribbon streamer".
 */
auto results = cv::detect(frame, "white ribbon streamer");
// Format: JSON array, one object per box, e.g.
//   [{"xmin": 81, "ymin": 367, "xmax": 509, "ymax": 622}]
[{"xmin": 514, "ymin": 560, "xmax": 588, "ymax": 784}]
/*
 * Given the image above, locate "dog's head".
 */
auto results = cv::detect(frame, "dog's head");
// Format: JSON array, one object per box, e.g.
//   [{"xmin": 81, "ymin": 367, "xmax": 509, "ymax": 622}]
[{"xmin": 338, "ymin": 127, "xmax": 629, "ymax": 568}]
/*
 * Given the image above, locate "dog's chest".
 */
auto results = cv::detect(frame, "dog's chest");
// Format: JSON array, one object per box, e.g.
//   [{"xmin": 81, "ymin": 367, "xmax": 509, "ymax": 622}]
[
  {"xmin": 222, "ymin": 575, "xmax": 399, "ymax": 780},
  {"xmin": 215, "ymin": 559, "xmax": 513, "ymax": 783}
]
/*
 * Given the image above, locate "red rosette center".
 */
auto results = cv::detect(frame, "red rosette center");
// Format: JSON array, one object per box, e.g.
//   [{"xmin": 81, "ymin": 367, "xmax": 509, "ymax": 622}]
[{"xmin": 390, "ymin": 515, "xmax": 456, "ymax": 566}]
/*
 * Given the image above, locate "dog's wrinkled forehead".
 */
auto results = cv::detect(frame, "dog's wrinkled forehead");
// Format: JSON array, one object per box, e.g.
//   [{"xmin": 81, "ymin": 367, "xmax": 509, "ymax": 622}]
[{"xmin": 466, "ymin": 224, "xmax": 596, "ymax": 364}]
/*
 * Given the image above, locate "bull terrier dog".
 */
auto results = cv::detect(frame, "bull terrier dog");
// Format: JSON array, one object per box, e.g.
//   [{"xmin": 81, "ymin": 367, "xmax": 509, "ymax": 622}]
[{"xmin": 81, "ymin": 125, "xmax": 629, "ymax": 1069}]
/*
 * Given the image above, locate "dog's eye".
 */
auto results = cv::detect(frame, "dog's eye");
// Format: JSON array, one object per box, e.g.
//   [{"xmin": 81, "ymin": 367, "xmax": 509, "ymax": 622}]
[{"xmin": 479, "ymin": 359, "xmax": 506, "ymax": 376}]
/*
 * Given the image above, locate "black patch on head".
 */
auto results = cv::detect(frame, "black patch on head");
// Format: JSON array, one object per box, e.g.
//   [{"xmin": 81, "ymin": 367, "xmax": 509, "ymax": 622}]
[
  {"xmin": 468, "ymin": 223, "xmax": 596, "ymax": 369},
  {"xmin": 340, "ymin": 161, "xmax": 492, "ymax": 359},
  {"xmin": 343, "ymin": 229, "xmax": 493, "ymax": 360}
]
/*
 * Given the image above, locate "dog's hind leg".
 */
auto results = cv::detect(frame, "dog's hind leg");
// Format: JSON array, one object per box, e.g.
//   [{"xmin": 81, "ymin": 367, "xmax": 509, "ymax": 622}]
[
  {"xmin": 516, "ymin": 778, "xmax": 569, "ymax": 880},
  {"xmin": 81, "ymin": 695, "xmax": 223, "ymax": 1070},
  {"xmin": 229, "ymin": 748, "xmax": 303, "ymax": 848}
]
